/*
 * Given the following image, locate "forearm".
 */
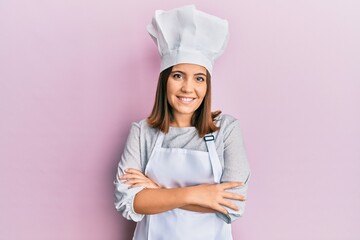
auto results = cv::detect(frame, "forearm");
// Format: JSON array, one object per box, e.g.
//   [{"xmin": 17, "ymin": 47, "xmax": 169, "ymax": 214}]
[
  {"xmin": 134, "ymin": 187, "xmax": 191, "ymax": 214},
  {"xmin": 179, "ymin": 204, "xmax": 217, "ymax": 213},
  {"xmin": 133, "ymin": 182, "xmax": 244, "ymax": 215}
]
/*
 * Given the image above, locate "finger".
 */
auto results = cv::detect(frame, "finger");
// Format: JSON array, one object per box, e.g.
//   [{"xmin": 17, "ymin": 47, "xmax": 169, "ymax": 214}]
[
  {"xmin": 221, "ymin": 182, "xmax": 244, "ymax": 190},
  {"xmin": 212, "ymin": 204, "xmax": 229, "ymax": 215},
  {"xmin": 222, "ymin": 192, "xmax": 246, "ymax": 201},
  {"xmin": 128, "ymin": 180, "xmax": 161, "ymax": 188},
  {"xmin": 120, "ymin": 169, "xmax": 146, "ymax": 179},
  {"xmin": 124, "ymin": 171, "xmax": 145, "ymax": 176},
  {"xmin": 120, "ymin": 173, "xmax": 147, "ymax": 180},
  {"xmin": 124, "ymin": 179, "xmax": 149, "ymax": 185},
  {"xmin": 125, "ymin": 168, "xmax": 144, "ymax": 175},
  {"xmin": 128, "ymin": 182, "xmax": 159, "ymax": 189},
  {"xmin": 219, "ymin": 199, "xmax": 239, "ymax": 211}
]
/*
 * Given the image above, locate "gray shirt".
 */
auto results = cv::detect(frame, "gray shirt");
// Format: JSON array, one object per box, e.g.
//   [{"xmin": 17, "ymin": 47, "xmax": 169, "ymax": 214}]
[{"xmin": 114, "ymin": 114, "xmax": 250, "ymax": 223}]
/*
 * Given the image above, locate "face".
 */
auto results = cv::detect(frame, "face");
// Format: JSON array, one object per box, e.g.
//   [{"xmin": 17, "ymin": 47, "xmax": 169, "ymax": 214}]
[{"xmin": 166, "ymin": 63, "xmax": 207, "ymax": 123}]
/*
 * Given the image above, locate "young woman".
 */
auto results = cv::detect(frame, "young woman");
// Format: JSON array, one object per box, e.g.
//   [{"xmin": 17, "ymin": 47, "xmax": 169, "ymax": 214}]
[{"xmin": 114, "ymin": 5, "xmax": 250, "ymax": 240}]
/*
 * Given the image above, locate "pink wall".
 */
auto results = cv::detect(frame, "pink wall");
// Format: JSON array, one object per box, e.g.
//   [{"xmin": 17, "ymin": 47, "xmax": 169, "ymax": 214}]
[{"xmin": 1, "ymin": 0, "xmax": 359, "ymax": 239}]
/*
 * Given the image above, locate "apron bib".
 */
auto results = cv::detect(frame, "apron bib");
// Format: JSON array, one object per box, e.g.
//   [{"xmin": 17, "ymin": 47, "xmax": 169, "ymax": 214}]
[{"xmin": 133, "ymin": 131, "xmax": 232, "ymax": 240}]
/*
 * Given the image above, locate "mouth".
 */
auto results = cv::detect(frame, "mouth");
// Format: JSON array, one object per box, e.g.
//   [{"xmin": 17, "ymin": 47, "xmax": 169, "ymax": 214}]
[{"xmin": 177, "ymin": 96, "xmax": 196, "ymax": 103}]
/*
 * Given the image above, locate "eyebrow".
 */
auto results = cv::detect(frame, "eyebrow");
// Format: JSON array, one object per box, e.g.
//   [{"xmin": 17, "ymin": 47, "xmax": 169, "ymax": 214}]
[{"xmin": 171, "ymin": 70, "xmax": 207, "ymax": 76}]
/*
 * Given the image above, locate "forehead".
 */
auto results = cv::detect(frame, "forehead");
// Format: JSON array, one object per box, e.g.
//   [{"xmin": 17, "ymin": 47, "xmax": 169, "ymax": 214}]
[{"xmin": 172, "ymin": 63, "xmax": 207, "ymax": 74}]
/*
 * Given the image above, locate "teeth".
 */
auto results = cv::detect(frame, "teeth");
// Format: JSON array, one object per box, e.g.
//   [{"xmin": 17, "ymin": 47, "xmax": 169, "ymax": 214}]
[{"xmin": 179, "ymin": 97, "xmax": 194, "ymax": 102}]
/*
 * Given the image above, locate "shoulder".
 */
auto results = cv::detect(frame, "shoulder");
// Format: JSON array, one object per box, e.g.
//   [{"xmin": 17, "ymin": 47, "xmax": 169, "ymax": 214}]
[
  {"xmin": 215, "ymin": 113, "xmax": 240, "ymax": 128},
  {"xmin": 215, "ymin": 114, "xmax": 243, "ymax": 139},
  {"xmin": 129, "ymin": 118, "xmax": 150, "ymax": 129},
  {"xmin": 129, "ymin": 118, "xmax": 159, "ymax": 137}
]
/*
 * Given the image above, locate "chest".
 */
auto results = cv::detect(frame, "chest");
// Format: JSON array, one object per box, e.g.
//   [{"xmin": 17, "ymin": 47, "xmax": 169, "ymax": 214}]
[{"xmin": 145, "ymin": 147, "xmax": 214, "ymax": 188}]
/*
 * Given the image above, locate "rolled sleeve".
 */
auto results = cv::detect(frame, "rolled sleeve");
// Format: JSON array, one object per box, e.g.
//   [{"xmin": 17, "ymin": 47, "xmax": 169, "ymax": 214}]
[
  {"xmin": 114, "ymin": 177, "xmax": 145, "ymax": 222},
  {"xmin": 217, "ymin": 116, "xmax": 251, "ymax": 223},
  {"xmin": 216, "ymin": 175, "xmax": 250, "ymax": 223},
  {"xmin": 114, "ymin": 122, "xmax": 145, "ymax": 222}
]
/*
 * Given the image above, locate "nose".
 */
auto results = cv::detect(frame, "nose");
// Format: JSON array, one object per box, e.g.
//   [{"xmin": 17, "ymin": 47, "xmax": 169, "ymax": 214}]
[{"xmin": 181, "ymin": 78, "xmax": 194, "ymax": 93}]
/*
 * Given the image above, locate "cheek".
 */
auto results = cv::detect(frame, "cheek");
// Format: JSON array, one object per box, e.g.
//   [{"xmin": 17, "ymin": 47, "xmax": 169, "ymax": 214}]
[
  {"xmin": 166, "ymin": 82, "xmax": 173, "ymax": 98},
  {"xmin": 166, "ymin": 82, "xmax": 178, "ymax": 105},
  {"xmin": 166, "ymin": 79, "xmax": 178, "ymax": 96},
  {"xmin": 166, "ymin": 87, "xmax": 174, "ymax": 101},
  {"xmin": 198, "ymin": 86, "xmax": 207, "ymax": 99}
]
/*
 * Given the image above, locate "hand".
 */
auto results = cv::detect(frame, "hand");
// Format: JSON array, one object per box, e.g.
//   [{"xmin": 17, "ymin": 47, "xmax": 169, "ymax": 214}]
[
  {"xmin": 186, "ymin": 182, "xmax": 246, "ymax": 215},
  {"xmin": 119, "ymin": 168, "xmax": 161, "ymax": 189}
]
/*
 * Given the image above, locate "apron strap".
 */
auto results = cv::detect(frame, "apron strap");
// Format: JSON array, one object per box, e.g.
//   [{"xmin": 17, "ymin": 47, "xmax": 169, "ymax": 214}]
[
  {"xmin": 148, "ymin": 131, "xmax": 165, "ymax": 162},
  {"xmin": 154, "ymin": 131, "xmax": 165, "ymax": 149},
  {"xmin": 204, "ymin": 134, "xmax": 222, "ymax": 183}
]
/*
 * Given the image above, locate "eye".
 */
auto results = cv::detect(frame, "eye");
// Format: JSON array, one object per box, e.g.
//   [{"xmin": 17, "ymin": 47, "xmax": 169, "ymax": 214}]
[
  {"xmin": 196, "ymin": 76, "xmax": 205, "ymax": 82},
  {"xmin": 173, "ymin": 73, "xmax": 182, "ymax": 79}
]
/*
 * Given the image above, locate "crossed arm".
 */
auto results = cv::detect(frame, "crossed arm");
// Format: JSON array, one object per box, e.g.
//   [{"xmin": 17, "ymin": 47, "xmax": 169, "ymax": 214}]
[{"xmin": 119, "ymin": 168, "xmax": 246, "ymax": 215}]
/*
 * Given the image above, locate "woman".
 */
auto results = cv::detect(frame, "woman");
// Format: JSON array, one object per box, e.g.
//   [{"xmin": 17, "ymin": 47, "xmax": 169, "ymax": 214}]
[{"xmin": 114, "ymin": 5, "xmax": 250, "ymax": 240}]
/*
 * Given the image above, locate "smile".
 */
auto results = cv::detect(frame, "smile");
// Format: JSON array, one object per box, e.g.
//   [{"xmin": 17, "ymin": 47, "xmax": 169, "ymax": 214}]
[{"xmin": 177, "ymin": 96, "xmax": 196, "ymax": 103}]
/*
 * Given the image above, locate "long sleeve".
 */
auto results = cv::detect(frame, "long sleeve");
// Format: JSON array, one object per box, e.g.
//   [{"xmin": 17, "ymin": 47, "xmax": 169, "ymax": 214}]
[
  {"xmin": 114, "ymin": 123, "xmax": 145, "ymax": 222},
  {"xmin": 114, "ymin": 116, "xmax": 250, "ymax": 223},
  {"xmin": 216, "ymin": 118, "xmax": 251, "ymax": 223}
]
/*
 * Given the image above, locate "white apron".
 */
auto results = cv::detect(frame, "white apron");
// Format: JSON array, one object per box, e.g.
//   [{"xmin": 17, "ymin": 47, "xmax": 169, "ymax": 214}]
[{"xmin": 133, "ymin": 132, "xmax": 232, "ymax": 240}]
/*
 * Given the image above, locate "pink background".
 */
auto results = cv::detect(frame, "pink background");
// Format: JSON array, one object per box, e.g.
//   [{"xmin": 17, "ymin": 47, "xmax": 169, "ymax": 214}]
[{"xmin": 1, "ymin": 0, "xmax": 359, "ymax": 239}]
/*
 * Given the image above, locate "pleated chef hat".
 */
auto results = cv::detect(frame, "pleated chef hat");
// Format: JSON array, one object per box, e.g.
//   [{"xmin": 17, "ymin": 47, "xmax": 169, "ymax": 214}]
[{"xmin": 147, "ymin": 5, "xmax": 229, "ymax": 74}]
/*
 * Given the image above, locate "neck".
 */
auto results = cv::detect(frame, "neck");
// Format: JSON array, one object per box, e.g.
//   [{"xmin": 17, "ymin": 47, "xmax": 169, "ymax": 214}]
[{"xmin": 171, "ymin": 113, "xmax": 192, "ymax": 127}]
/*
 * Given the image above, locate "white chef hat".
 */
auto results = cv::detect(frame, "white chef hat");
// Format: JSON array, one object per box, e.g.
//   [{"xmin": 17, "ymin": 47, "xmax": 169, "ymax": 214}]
[{"xmin": 147, "ymin": 5, "xmax": 229, "ymax": 74}]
